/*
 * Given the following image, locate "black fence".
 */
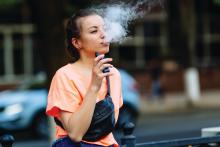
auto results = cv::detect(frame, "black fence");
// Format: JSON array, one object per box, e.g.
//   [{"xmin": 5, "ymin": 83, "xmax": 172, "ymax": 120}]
[
  {"xmin": 135, "ymin": 136, "xmax": 220, "ymax": 147},
  {"xmin": 121, "ymin": 122, "xmax": 220, "ymax": 147},
  {"xmin": 1, "ymin": 122, "xmax": 220, "ymax": 147},
  {"xmin": 0, "ymin": 134, "xmax": 14, "ymax": 147}
]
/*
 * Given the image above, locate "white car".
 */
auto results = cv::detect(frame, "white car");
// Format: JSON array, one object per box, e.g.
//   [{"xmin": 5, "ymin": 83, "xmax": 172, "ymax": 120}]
[{"xmin": 0, "ymin": 76, "xmax": 49, "ymax": 138}]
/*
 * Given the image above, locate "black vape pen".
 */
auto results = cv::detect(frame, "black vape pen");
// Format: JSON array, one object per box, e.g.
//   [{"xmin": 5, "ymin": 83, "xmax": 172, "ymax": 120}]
[{"xmin": 95, "ymin": 52, "xmax": 110, "ymax": 73}]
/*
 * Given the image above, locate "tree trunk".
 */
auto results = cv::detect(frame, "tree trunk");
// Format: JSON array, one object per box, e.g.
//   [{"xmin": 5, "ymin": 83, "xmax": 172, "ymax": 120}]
[
  {"xmin": 168, "ymin": 0, "xmax": 189, "ymax": 67},
  {"xmin": 180, "ymin": 0, "xmax": 197, "ymax": 67},
  {"xmin": 28, "ymin": 0, "xmax": 69, "ymax": 88}
]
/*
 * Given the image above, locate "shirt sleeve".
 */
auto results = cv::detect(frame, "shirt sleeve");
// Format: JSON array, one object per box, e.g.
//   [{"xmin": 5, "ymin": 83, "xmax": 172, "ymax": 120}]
[{"xmin": 46, "ymin": 70, "xmax": 81, "ymax": 118}]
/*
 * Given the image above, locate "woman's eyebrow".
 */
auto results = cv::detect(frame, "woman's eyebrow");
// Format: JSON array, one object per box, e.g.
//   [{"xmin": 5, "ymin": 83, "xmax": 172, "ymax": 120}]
[{"xmin": 88, "ymin": 26, "xmax": 98, "ymax": 30}]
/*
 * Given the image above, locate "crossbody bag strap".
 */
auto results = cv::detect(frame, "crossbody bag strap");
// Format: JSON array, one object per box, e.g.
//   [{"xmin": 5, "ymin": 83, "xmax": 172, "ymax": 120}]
[{"xmin": 106, "ymin": 76, "xmax": 110, "ymax": 96}]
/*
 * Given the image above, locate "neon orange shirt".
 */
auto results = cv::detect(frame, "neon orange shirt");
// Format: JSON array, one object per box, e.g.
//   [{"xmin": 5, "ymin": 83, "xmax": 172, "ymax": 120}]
[{"xmin": 46, "ymin": 63, "xmax": 123, "ymax": 147}]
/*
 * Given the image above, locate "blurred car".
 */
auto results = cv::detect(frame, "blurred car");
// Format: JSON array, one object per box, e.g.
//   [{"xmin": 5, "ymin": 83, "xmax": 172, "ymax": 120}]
[
  {"xmin": 116, "ymin": 69, "xmax": 140, "ymax": 128},
  {"xmin": 0, "ymin": 70, "xmax": 140, "ymax": 138},
  {"xmin": 0, "ymin": 74, "xmax": 48, "ymax": 138}
]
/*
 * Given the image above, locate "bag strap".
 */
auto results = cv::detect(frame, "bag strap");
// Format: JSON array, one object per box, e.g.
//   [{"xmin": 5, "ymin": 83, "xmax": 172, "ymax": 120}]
[
  {"xmin": 103, "ymin": 66, "xmax": 111, "ymax": 96},
  {"xmin": 106, "ymin": 76, "xmax": 110, "ymax": 96}
]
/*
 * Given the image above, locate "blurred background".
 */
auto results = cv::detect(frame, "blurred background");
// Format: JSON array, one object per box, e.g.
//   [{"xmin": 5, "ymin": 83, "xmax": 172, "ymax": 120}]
[{"xmin": 0, "ymin": 0, "xmax": 220, "ymax": 147}]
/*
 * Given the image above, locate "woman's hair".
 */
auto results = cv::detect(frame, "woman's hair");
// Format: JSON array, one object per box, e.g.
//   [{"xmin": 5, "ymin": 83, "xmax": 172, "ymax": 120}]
[{"xmin": 66, "ymin": 9, "xmax": 97, "ymax": 62}]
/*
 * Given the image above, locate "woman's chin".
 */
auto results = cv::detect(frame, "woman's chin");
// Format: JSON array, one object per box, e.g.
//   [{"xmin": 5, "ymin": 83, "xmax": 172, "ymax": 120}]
[{"xmin": 97, "ymin": 47, "xmax": 109, "ymax": 54}]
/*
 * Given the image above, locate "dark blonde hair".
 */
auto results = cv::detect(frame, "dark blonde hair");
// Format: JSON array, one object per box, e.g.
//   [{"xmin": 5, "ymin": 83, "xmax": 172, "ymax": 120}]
[{"xmin": 66, "ymin": 9, "xmax": 97, "ymax": 62}]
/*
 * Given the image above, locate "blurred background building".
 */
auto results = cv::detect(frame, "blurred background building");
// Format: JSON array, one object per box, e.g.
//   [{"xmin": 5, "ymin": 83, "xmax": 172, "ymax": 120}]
[
  {"xmin": 0, "ymin": 0, "xmax": 220, "ymax": 146},
  {"xmin": 0, "ymin": 0, "xmax": 220, "ymax": 96}
]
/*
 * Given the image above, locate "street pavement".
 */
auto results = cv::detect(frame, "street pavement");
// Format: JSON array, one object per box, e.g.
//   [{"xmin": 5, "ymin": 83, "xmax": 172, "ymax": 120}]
[
  {"xmin": 135, "ymin": 89, "xmax": 220, "ymax": 143},
  {"xmin": 135, "ymin": 108, "xmax": 220, "ymax": 143}
]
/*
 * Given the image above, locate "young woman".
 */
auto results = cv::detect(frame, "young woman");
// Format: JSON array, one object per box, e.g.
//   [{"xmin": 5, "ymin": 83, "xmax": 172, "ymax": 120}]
[{"xmin": 46, "ymin": 9, "xmax": 123, "ymax": 147}]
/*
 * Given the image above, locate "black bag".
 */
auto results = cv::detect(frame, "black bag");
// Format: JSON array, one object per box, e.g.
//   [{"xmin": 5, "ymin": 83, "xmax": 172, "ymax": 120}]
[{"xmin": 54, "ymin": 76, "xmax": 115, "ymax": 142}]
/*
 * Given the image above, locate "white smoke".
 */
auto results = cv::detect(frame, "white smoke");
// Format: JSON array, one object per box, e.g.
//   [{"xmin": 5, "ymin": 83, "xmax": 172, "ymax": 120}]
[
  {"xmin": 92, "ymin": 0, "xmax": 164, "ymax": 43},
  {"xmin": 102, "ymin": 4, "xmax": 136, "ymax": 43}
]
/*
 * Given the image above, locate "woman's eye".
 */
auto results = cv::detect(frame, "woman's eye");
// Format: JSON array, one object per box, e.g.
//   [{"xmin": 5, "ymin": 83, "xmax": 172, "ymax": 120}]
[{"xmin": 90, "ymin": 30, "xmax": 97, "ymax": 33}]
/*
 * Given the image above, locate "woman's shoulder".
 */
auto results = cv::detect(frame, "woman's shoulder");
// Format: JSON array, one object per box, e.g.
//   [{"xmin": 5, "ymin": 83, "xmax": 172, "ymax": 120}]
[{"xmin": 53, "ymin": 63, "xmax": 75, "ymax": 78}]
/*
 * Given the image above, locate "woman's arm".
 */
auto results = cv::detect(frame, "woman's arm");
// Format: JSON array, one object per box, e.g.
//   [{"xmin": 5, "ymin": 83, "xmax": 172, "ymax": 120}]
[
  {"xmin": 60, "ymin": 55, "xmax": 113, "ymax": 142},
  {"xmin": 60, "ymin": 87, "xmax": 98, "ymax": 142}
]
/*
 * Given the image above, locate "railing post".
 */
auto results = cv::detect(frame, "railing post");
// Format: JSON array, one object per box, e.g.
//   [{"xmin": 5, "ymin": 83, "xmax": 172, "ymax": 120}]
[
  {"xmin": 121, "ymin": 122, "xmax": 136, "ymax": 147},
  {"xmin": 0, "ymin": 134, "xmax": 15, "ymax": 147}
]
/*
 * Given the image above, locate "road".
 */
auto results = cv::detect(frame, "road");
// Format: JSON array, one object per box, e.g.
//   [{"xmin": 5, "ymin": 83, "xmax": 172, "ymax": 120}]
[
  {"xmin": 134, "ymin": 108, "xmax": 220, "ymax": 143},
  {"xmin": 10, "ymin": 108, "xmax": 220, "ymax": 147}
]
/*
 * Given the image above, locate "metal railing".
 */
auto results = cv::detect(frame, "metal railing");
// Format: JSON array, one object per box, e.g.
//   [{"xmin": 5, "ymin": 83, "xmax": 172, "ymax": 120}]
[
  {"xmin": 1, "ymin": 122, "xmax": 220, "ymax": 147},
  {"xmin": 121, "ymin": 122, "xmax": 220, "ymax": 147},
  {"xmin": 135, "ymin": 136, "xmax": 220, "ymax": 147},
  {"xmin": 0, "ymin": 134, "xmax": 14, "ymax": 147}
]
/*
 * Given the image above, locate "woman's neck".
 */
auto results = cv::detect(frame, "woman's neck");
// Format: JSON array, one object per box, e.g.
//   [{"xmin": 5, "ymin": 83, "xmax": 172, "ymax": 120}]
[
  {"xmin": 77, "ymin": 59, "xmax": 93, "ymax": 69},
  {"xmin": 72, "ymin": 59, "xmax": 93, "ymax": 78},
  {"xmin": 77, "ymin": 52, "xmax": 95, "ymax": 70}
]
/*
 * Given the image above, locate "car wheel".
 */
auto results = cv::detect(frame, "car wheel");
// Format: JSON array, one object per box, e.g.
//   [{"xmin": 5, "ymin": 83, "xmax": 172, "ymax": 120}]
[{"xmin": 32, "ymin": 113, "xmax": 49, "ymax": 139}]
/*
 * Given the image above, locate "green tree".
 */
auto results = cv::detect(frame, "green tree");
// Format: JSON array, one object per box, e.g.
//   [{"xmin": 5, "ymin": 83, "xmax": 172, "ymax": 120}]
[
  {"xmin": 214, "ymin": 0, "xmax": 220, "ymax": 5},
  {"xmin": 0, "ymin": 0, "xmax": 20, "ymax": 6}
]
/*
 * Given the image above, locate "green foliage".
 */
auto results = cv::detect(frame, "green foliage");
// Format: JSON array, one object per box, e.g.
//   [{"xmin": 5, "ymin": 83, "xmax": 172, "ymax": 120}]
[
  {"xmin": 214, "ymin": 0, "xmax": 220, "ymax": 6},
  {"xmin": 0, "ymin": 0, "xmax": 21, "ymax": 6}
]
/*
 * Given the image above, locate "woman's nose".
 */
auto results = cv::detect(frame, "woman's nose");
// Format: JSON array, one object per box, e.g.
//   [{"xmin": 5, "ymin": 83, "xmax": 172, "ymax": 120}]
[{"xmin": 100, "ymin": 29, "xmax": 105, "ymax": 39}]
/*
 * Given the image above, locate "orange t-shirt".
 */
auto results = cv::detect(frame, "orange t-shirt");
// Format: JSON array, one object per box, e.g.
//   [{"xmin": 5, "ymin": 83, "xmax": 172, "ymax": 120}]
[{"xmin": 46, "ymin": 63, "xmax": 123, "ymax": 147}]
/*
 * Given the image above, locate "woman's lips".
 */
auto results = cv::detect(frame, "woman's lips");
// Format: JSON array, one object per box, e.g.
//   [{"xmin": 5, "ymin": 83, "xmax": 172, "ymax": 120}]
[{"xmin": 101, "ymin": 42, "xmax": 110, "ymax": 47}]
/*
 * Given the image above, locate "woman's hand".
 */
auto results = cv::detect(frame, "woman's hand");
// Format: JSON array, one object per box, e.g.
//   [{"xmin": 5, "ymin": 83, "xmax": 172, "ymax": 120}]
[{"xmin": 90, "ymin": 54, "xmax": 113, "ymax": 92}]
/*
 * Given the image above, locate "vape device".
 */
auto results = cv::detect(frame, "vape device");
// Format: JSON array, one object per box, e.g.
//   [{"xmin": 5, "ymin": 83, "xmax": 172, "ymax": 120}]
[{"xmin": 95, "ymin": 52, "xmax": 110, "ymax": 73}]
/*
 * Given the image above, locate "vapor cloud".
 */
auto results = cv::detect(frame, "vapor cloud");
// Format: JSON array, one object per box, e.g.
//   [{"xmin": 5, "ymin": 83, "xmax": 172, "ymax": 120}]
[{"xmin": 92, "ymin": 0, "xmax": 164, "ymax": 43}]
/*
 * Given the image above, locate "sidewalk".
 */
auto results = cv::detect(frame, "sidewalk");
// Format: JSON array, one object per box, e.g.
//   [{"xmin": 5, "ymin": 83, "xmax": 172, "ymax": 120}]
[{"xmin": 140, "ymin": 90, "xmax": 220, "ymax": 114}]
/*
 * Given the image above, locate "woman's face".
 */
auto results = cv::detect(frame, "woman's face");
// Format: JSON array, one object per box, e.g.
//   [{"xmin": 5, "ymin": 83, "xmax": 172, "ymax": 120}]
[{"xmin": 76, "ymin": 14, "xmax": 109, "ymax": 55}]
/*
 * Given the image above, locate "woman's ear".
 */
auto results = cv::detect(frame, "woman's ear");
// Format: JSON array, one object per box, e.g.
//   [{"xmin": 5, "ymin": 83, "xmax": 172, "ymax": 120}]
[{"xmin": 72, "ymin": 38, "xmax": 82, "ymax": 50}]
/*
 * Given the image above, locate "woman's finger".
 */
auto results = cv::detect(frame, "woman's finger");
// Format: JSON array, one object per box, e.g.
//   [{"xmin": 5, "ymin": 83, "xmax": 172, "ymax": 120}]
[
  {"xmin": 94, "ymin": 54, "xmax": 104, "ymax": 65},
  {"xmin": 97, "ymin": 58, "xmax": 113, "ymax": 68}
]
